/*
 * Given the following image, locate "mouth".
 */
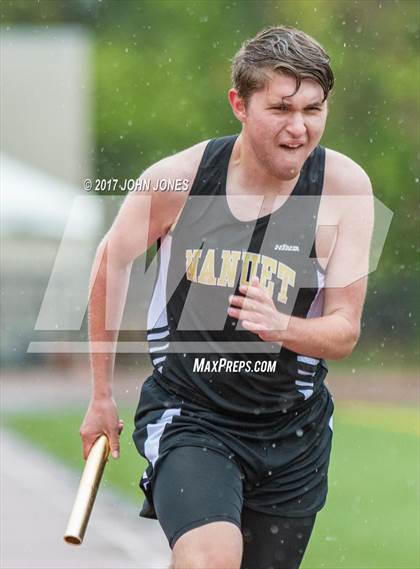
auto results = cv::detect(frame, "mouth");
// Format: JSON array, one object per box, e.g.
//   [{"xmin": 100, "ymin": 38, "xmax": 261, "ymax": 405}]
[{"xmin": 279, "ymin": 143, "xmax": 304, "ymax": 152}]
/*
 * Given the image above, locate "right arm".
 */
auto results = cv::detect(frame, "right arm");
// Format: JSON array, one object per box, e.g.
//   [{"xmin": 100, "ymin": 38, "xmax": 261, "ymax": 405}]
[{"xmin": 80, "ymin": 141, "xmax": 208, "ymax": 459}]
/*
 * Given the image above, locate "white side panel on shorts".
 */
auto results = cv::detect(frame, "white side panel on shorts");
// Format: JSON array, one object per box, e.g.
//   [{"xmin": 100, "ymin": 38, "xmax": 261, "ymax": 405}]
[{"xmin": 144, "ymin": 408, "xmax": 181, "ymax": 467}]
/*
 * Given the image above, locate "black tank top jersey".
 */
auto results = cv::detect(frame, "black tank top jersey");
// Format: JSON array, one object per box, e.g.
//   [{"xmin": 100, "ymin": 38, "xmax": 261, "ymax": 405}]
[{"xmin": 147, "ymin": 135, "xmax": 328, "ymax": 418}]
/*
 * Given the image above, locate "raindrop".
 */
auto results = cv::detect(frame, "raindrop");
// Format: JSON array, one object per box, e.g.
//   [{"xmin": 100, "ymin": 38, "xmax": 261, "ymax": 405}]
[
  {"xmin": 243, "ymin": 527, "xmax": 252, "ymax": 542},
  {"xmin": 270, "ymin": 524, "xmax": 279, "ymax": 534}
]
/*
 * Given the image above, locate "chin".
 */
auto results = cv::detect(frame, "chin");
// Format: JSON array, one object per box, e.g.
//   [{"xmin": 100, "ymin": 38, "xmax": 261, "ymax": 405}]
[
  {"xmin": 279, "ymin": 168, "xmax": 299, "ymax": 180},
  {"xmin": 274, "ymin": 160, "xmax": 304, "ymax": 180}
]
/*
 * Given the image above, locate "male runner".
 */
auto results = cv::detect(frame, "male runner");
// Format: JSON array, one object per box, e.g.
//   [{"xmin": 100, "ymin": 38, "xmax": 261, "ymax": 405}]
[{"xmin": 80, "ymin": 27, "xmax": 373, "ymax": 569}]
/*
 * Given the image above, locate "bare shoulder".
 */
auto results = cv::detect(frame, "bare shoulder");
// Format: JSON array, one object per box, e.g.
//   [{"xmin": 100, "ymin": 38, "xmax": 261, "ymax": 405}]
[
  {"xmin": 139, "ymin": 139, "xmax": 209, "ymax": 232},
  {"xmin": 143, "ymin": 139, "xmax": 210, "ymax": 187},
  {"xmin": 324, "ymin": 148, "xmax": 373, "ymax": 196},
  {"xmin": 105, "ymin": 140, "xmax": 210, "ymax": 262}
]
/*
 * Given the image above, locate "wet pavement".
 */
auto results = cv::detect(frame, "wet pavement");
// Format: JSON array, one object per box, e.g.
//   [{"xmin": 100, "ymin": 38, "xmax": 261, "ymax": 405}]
[{"xmin": 1, "ymin": 429, "xmax": 171, "ymax": 568}]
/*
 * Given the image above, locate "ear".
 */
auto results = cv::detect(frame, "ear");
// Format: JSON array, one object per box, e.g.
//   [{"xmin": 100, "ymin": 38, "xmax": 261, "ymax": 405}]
[{"xmin": 228, "ymin": 88, "xmax": 248, "ymax": 123}]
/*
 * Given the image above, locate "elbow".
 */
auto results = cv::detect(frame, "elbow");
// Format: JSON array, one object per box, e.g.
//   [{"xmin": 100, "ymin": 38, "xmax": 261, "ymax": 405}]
[
  {"xmin": 95, "ymin": 233, "xmax": 132, "ymax": 272},
  {"xmin": 329, "ymin": 325, "xmax": 361, "ymax": 360},
  {"xmin": 94, "ymin": 235, "xmax": 110, "ymax": 266}
]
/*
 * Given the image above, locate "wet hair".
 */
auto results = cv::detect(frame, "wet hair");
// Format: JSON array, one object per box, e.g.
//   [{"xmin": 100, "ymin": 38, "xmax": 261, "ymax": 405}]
[{"xmin": 232, "ymin": 26, "xmax": 334, "ymax": 102}]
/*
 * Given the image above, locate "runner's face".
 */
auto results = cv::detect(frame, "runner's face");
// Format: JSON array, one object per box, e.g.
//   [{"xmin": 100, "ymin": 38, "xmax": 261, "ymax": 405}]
[{"xmin": 243, "ymin": 73, "xmax": 328, "ymax": 180}]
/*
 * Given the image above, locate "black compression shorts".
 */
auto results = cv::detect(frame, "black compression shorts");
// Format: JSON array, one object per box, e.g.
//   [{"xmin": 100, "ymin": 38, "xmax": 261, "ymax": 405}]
[
  {"xmin": 153, "ymin": 446, "xmax": 317, "ymax": 568},
  {"xmin": 132, "ymin": 375, "xmax": 334, "ymax": 564}
]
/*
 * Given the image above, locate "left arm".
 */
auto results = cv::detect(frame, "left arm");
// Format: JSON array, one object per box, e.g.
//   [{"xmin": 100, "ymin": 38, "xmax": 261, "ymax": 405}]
[
  {"xmin": 272, "ymin": 279, "xmax": 367, "ymax": 360},
  {"xmin": 228, "ymin": 276, "xmax": 367, "ymax": 360},
  {"xmin": 228, "ymin": 160, "xmax": 374, "ymax": 360}
]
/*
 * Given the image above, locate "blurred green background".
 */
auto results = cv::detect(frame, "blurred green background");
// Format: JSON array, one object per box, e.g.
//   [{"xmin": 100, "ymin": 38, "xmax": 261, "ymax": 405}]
[
  {"xmin": 2, "ymin": 1, "xmax": 419, "ymax": 568},
  {"xmin": 3, "ymin": 0, "xmax": 418, "ymax": 361}
]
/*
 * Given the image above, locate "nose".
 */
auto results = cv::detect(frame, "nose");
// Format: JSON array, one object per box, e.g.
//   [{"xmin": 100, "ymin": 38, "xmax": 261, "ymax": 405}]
[{"xmin": 285, "ymin": 112, "xmax": 306, "ymax": 138}]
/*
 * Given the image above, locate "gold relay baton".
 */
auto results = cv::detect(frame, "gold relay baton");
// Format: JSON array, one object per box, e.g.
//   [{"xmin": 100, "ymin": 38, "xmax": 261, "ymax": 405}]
[{"xmin": 64, "ymin": 434, "xmax": 110, "ymax": 545}]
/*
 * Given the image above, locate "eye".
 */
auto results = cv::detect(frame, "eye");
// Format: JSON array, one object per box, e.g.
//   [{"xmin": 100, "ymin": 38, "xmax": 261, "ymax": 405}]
[{"xmin": 271, "ymin": 105, "xmax": 289, "ymax": 112}]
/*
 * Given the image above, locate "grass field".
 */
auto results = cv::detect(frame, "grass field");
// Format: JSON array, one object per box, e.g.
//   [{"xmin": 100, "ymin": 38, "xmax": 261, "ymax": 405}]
[{"xmin": 4, "ymin": 402, "xmax": 419, "ymax": 568}]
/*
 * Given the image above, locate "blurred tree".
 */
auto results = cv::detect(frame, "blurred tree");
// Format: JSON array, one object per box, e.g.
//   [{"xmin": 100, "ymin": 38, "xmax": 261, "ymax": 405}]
[{"xmin": 2, "ymin": 0, "xmax": 418, "ymax": 352}]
